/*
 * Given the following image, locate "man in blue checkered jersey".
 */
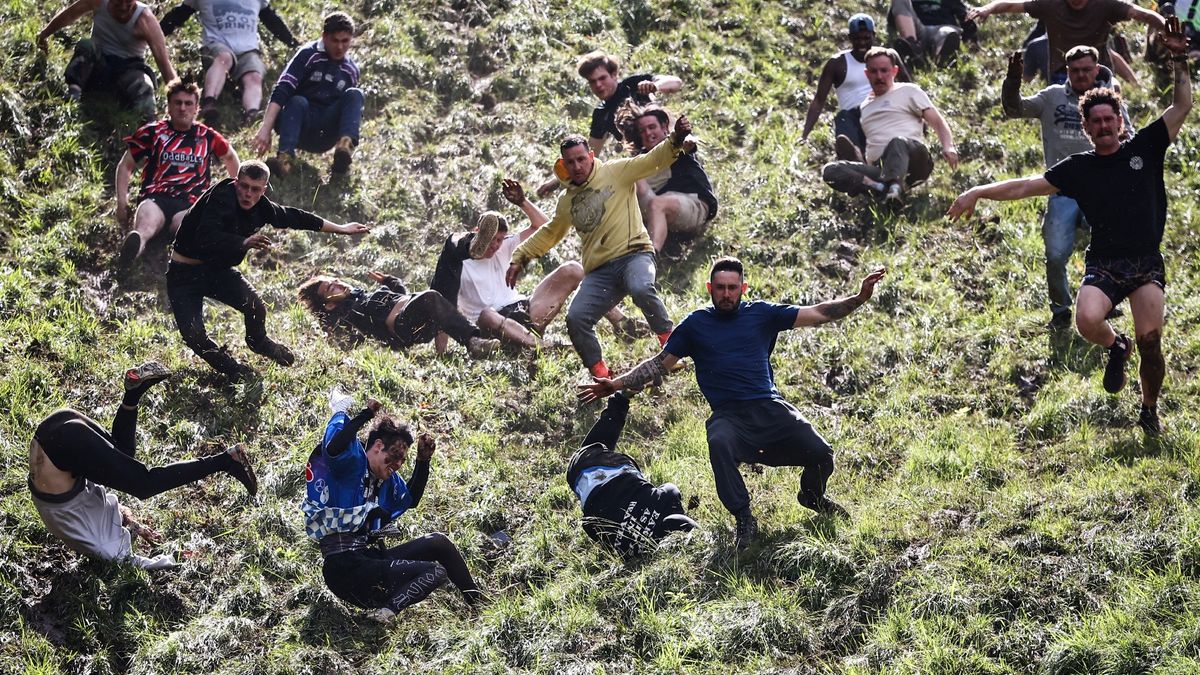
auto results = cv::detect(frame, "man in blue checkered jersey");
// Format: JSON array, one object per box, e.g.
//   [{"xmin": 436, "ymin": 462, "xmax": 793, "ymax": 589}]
[{"xmin": 303, "ymin": 392, "xmax": 482, "ymax": 622}]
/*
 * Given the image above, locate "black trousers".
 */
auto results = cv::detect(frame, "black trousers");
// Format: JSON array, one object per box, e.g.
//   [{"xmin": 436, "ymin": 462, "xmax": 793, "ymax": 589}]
[
  {"xmin": 706, "ymin": 398, "xmax": 834, "ymax": 517},
  {"xmin": 166, "ymin": 262, "xmax": 269, "ymax": 374},
  {"xmin": 322, "ymin": 533, "xmax": 480, "ymax": 612},
  {"xmin": 392, "ymin": 290, "xmax": 478, "ymax": 347},
  {"xmin": 34, "ymin": 407, "xmax": 233, "ymax": 501}
]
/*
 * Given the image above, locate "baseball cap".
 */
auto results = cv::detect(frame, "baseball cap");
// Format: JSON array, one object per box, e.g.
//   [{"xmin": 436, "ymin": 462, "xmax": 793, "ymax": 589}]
[{"xmin": 848, "ymin": 14, "xmax": 875, "ymax": 33}]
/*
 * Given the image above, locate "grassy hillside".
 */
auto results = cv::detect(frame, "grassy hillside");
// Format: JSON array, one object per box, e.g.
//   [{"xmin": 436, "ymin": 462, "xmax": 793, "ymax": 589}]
[{"xmin": 4, "ymin": 0, "xmax": 1200, "ymax": 672}]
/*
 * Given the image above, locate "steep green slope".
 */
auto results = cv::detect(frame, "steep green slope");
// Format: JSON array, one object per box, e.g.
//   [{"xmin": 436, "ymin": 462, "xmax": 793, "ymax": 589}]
[{"xmin": 4, "ymin": 0, "xmax": 1200, "ymax": 672}]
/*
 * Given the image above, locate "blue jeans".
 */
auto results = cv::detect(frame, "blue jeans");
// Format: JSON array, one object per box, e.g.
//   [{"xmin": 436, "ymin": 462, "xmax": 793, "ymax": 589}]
[
  {"xmin": 276, "ymin": 88, "xmax": 365, "ymax": 154},
  {"xmin": 565, "ymin": 251, "xmax": 673, "ymax": 367},
  {"xmin": 833, "ymin": 108, "xmax": 865, "ymax": 152},
  {"xmin": 1042, "ymin": 194, "xmax": 1087, "ymax": 316}
]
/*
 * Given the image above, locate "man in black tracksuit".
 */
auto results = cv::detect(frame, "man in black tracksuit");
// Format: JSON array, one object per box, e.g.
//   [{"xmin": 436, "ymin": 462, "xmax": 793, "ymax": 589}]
[
  {"xmin": 566, "ymin": 392, "xmax": 697, "ymax": 558},
  {"xmin": 166, "ymin": 159, "xmax": 369, "ymax": 379}
]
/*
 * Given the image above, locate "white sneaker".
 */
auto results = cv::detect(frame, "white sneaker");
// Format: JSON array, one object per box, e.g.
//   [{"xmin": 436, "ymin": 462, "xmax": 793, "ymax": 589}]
[
  {"xmin": 328, "ymin": 386, "xmax": 355, "ymax": 414},
  {"xmin": 366, "ymin": 607, "xmax": 396, "ymax": 624}
]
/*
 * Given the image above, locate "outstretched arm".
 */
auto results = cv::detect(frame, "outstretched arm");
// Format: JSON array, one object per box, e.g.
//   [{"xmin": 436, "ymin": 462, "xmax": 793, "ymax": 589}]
[
  {"xmin": 502, "ymin": 178, "xmax": 548, "ymax": 240},
  {"xmin": 792, "ymin": 268, "xmax": 886, "ymax": 328},
  {"xmin": 1127, "ymin": 4, "xmax": 1167, "ymax": 32},
  {"xmin": 37, "ymin": 0, "xmax": 98, "ymax": 51},
  {"xmin": 922, "ymin": 106, "xmax": 958, "ymax": 168},
  {"xmin": 139, "ymin": 11, "xmax": 176, "ymax": 82},
  {"xmin": 966, "ymin": 0, "xmax": 1027, "ymax": 23},
  {"xmin": 577, "ymin": 351, "xmax": 681, "ymax": 402},
  {"xmin": 946, "ymin": 176, "xmax": 1057, "ymax": 220},
  {"xmin": 1162, "ymin": 16, "xmax": 1193, "ymax": 140},
  {"xmin": 637, "ymin": 74, "xmax": 683, "ymax": 96}
]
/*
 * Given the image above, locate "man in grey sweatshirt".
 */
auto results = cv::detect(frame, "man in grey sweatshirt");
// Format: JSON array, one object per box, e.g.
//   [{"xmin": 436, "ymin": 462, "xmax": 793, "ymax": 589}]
[{"xmin": 1001, "ymin": 43, "xmax": 1129, "ymax": 329}]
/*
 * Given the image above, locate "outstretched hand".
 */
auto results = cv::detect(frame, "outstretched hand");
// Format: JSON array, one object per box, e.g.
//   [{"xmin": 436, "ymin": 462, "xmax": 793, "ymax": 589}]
[
  {"xmin": 505, "ymin": 262, "xmax": 523, "ymax": 289},
  {"xmin": 637, "ymin": 79, "xmax": 659, "ymax": 95},
  {"xmin": 501, "ymin": 178, "xmax": 526, "ymax": 206},
  {"xmin": 367, "ymin": 270, "xmax": 386, "ymax": 283},
  {"xmin": 365, "ymin": 397, "xmax": 382, "ymax": 413},
  {"xmin": 577, "ymin": 377, "xmax": 618, "ymax": 403},
  {"xmin": 1163, "ymin": 15, "xmax": 1188, "ymax": 55},
  {"xmin": 243, "ymin": 233, "xmax": 273, "ymax": 250},
  {"xmin": 1006, "ymin": 50, "xmax": 1023, "ymax": 78},
  {"xmin": 964, "ymin": 5, "xmax": 989, "ymax": 23},
  {"xmin": 857, "ymin": 267, "xmax": 887, "ymax": 302},
  {"xmin": 335, "ymin": 222, "xmax": 370, "ymax": 235},
  {"xmin": 251, "ymin": 127, "xmax": 272, "ymax": 156},
  {"xmin": 416, "ymin": 433, "xmax": 436, "ymax": 460},
  {"xmin": 946, "ymin": 190, "xmax": 979, "ymax": 220}
]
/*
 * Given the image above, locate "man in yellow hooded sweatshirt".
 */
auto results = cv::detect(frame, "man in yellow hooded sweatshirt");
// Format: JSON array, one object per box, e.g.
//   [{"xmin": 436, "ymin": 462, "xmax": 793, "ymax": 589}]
[{"xmin": 506, "ymin": 116, "xmax": 695, "ymax": 378}]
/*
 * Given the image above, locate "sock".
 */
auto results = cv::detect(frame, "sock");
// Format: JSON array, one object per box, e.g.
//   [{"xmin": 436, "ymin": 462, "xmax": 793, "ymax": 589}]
[
  {"xmin": 657, "ymin": 331, "xmax": 672, "ymax": 347},
  {"xmin": 1109, "ymin": 334, "xmax": 1126, "ymax": 351},
  {"xmin": 590, "ymin": 361, "xmax": 611, "ymax": 378},
  {"xmin": 201, "ymin": 96, "xmax": 217, "ymax": 108},
  {"xmin": 865, "ymin": 180, "xmax": 887, "ymax": 193}
]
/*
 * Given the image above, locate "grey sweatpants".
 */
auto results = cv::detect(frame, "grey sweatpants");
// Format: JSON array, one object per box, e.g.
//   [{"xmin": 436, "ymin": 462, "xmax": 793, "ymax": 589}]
[
  {"xmin": 821, "ymin": 137, "xmax": 933, "ymax": 196},
  {"xmin": 566, "ymin": 251, "xmax": 673, "ymax": 367}
]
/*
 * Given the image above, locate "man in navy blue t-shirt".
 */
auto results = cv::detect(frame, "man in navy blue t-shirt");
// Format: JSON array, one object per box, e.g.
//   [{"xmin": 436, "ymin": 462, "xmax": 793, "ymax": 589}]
[
  {"xmin": 579, "ymin": 257, "xmax": 886, "ymax": 549},
  {"xmin": 947, "ymin": 17, "xmax": 1192, "ymax": 436}
]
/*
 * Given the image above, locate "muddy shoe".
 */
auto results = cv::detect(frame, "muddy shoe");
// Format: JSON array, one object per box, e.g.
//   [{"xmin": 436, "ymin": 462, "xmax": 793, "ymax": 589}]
[
  {"xmin": 1102, "ymin": 334, "xmax": 1133, "ymax": 394},
  {"xmin": 834, "ymin": 134, "xmax": 864, "ymax": 162},
  {"xmin": 331, "ymin": 136, "xmax": 355, "ymax": 174},
  {"xmin": 1138, "ymin": 405, "xmax": 1161, "ymax": 437},
  {"xmin": 468, "ymin": 336, "xmax": 501, "ymax": 359},
  {"xmin": 366, "ymin": 607, "xmax": 396, "ymax": 624},
  {"xmin": 734, "ymin": 514, "xmax": 758, "ymax": 550},
  {"xmin": 265, "ymin": 151, "xmax": 293, "ymax": 178},
  {"xmin": 200, "ymin": 96, "xmax": 221, "ymax": 128},
  {"xmin": 124, "ymin": 361, "xmax": 172, "ymax": 392},
  {"xmin": 117, "ymin": 231, "xmax": 142, "ymax": 269},
  {"xmin": 799, "ymin": 490, "xmax": 850, "ymax": 518},
  {"xmin": 250, "ymin": 338, "xmax": 296, "ymax": 366},
  {"xmin": 225, "ymin": 444, "xmax": 258, "ymax": 496}
]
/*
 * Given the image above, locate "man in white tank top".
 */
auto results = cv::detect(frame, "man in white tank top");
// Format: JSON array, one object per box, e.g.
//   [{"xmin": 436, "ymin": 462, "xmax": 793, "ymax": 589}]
[
  {"xmin": 37, "ymin": 0, "xmax": 176, "ymax": 122},
  {"xmin": 802, "ymin": 14, "xmax": 911, "ymax": 160}
]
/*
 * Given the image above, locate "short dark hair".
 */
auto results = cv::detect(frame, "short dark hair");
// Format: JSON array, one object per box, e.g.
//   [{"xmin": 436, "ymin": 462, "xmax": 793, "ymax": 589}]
[
  {"xmin": 297, "ymin": 275, "xmax": 329, "ymax": 313},
  {"xmin": 367, "ymin": 415, "xmax": 413, "ymax": 458},
  {"xmin": 323, "ymin": 11, "xmax": 355, "ymax": 35},
  {"xmin": 864, "ymin": 46, "xmax": 899, "ymax": 67},
  {"xmin": 1080, "ymin": 87, "xmax": 1123, "ymax": 122},
  {"xmin": 615, "ymin": 100, "xmax": 670, "ymax": 153},
  {"xmin": 239, "ymin": 160, "xmax": 270, "ymax": 181},
  {"xmin": 560, "ymin": 134, "xmax": 590, "ymax": 155},
  {"xmin": 709, "ymin": 256, "xmax": 744, "ymax": 281},
  {"xmin": 165, "ymin": 76, "xmax": 200, "ymax": 102},
  {"xmin": 1065, "ymin": 45, "xmax": 1100, "ymax": 64},
  {"xmin": 577, "ymin": 50, "xmax": 620, "ymax": 78}
]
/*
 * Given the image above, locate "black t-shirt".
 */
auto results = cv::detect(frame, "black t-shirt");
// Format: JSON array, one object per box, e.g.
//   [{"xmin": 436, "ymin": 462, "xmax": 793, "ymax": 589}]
[
  {"xmin": 658, "ymin": 152, "xmax": 719, "ymax": 220},
  {"xmin": 1043, "ymin": 117, "xmax": 1170, "ymax": 261},
  {"xmin": 589, "ymin": 74, "xmax": 654, "ymax": 142},
  {"xmin": 912, "ymin": 0, "xmax": 969, "ymax": 25}
]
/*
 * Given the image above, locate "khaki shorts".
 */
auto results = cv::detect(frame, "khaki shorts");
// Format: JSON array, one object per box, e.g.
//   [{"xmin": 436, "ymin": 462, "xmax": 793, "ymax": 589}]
[
  {"xmin": 201, "ymin": 44, "xmax": 265, "ymax": 80},
  {"xmin": 660, "ymin": 191, "xmax": 710, "ymax": 236}
]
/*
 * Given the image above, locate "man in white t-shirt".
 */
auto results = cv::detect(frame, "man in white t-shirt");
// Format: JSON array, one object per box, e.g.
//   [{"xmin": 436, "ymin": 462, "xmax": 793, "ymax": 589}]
[
  {"xmin": 430, "ymin": 179, "xmax": 633, "ymax": 350},
  {"xmin": 821, "ymin": 46, "xmax": 959, "ymax": 201}
]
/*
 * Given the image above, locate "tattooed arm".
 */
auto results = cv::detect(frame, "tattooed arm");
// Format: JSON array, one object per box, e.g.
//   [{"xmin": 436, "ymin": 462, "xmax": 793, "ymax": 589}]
[
  {"xmin": 1162, "ymin": 16, "xmax": 1193, "ymax": 142},
  {"xmin": 792, "ymin": 267, "xmax": 886, "ymax": 328},
  {"xmin": 577, "ymin": 351, "xmax": 681, "ymax": 403}
]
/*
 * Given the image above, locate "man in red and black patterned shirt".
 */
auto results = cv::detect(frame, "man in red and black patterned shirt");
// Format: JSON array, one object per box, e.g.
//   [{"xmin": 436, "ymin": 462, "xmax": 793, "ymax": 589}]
[{"xmin": 115, "ymin": 77, "xmax": 240, "ymax": 269}]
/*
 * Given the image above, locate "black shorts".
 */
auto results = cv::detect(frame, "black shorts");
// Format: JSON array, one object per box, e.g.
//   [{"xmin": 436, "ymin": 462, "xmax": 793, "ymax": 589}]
[
  {"xmin": 1082, "ymin": 253, "xmax": 1167, "ymax": 307},
  {"xmin": 493, "ymin": 299, "xmax": 534, "ymax": 330},
  {"xmin": 141, "ymin": 194, "xmax": 192, "ymax": 223}
]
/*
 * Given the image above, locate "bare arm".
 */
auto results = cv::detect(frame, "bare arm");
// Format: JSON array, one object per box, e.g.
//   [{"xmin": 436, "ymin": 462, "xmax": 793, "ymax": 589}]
[
  {"xmin": 1162, "ymin": 16, "xmax": 1193, "ymax": 140},
  {"xmin": 922, "ymin": 106, "xmax": 958, "ymax": 168},
  {"xmin": 138, "ymin": 11, "xmax": 176, "ymax": 82},
  {"xmin": 114, "ymin": 151, "xmax": 137, "ymax": 224},
  {"xmin": 1127, "ymin": 4, "xmax": 1166, "ymax": 32},
  {"xmin": 792, "ymin": 268, "xmax": 885, "ymax": 328},
  {"xmin": 802, "ymin": 57, "xmax": 840, "ymax": 139},
  {"xmin": 37, "ymin": 0, "xmax": 98, "ymax": 50},
  {"xmin": 501, "ymin": 178, "xmax": 547, "ymax": 240},
  {"xmin": 220, "ymin": 147, "xmax": 240, "ymax": 178},
  {"xmin": 577, "ymin": 351, "xmax": 681, "ymax": 402},
  {"xmin": 651, "ymin": 74, "xmax": 682, "ymax": 94},
  {"xmin": 946, "ymin": 176, "xmax": 1058, "ymax": 220},
  {"xmin": 966, "ymin": 0, "xmax": 1027, "ymax": 22}
]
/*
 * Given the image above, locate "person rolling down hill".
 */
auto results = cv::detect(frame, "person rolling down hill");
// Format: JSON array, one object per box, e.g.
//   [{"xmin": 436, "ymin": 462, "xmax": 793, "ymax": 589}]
[
  {"xmin": 303, "ymin": 395, "xmax": 483, "ymax": 622},
  {"xmin": 566, "ymin": 391, "xmax": 698, "ymax": 559},
  {"xmin": 28, "ymin": 362, "xmax": 257, "ymax": 569}
]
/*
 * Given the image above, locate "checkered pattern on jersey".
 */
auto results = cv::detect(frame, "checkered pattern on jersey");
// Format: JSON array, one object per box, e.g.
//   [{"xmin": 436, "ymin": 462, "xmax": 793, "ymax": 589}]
[{"xmin": 125, "ymin": 120, "xmax": 230, "ymax": 202}]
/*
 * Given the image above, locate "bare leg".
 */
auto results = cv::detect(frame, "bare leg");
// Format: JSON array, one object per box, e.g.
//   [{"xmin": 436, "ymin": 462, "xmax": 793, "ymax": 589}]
[
  {"xmin": 645, "ymin": 195, "xmax": 683, "ymax": 252},
  {"xmin": 1074, "ymin": 286, "xmax": 1117, "ymax": 348},
  {"xmin": 434, "ymin": 331, "xmax": 449, "ymax": 356},
  {"xmin": 1128, "ymin": 284, "xmax": 1165, "ymax": 407},
  {"xmin": 205, "ymin": 52, "xmax": 233, "ymax": 101},
  {"xmin": 528, "ymin": 261, "xmax": 585, "ymax": 331},
  {"xmin": 894, "ymin": 14, "xmax": 918, "ymax": 40},
  {"xmin": 240, "ymin": 71, "xmax": 263, "ymax": 112},
  {"xmin": 129, "ymin": 200, "xmax": 168, "ymax": 260},
  {"xmin": 477, "ymin": 307, "xmax": 538, "ymax": 348}
]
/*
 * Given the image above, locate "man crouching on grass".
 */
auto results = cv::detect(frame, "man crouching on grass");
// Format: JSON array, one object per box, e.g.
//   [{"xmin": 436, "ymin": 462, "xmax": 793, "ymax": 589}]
[{"xmin": 580, "ymin": 257, "xmax": 885, "ymax": 550}]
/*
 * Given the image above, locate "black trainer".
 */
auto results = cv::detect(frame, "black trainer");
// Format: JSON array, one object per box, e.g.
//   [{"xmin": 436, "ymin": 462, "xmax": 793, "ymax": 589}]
[
  {"xmin": 1102, "ymin": 334, "xmax": 1133, "ymax": 394},
  {"xmin": 1045, "ymin": 311, "xmax": 1072, "ymax": 331},
  {"xmin": 225, "ymin": 444, "xmax": 258, "ymax": 496},
  {"xmin": 116, "ymin": 231, "xmax": 142, "ymax": 269},
  {"xmin": 798, "ymin": 490, "xmax": 850, "ymax": 518},
  {"xmin": 124, "ymin": 361, "xmax": 172, "ymax": 393},
  {"xmin": 1138, "ymin": 405, "xmax": 1161, "ymax": 437},
  {"xmin": 734, "ymin": 514, "xmax": 758, "ymax": 550}
]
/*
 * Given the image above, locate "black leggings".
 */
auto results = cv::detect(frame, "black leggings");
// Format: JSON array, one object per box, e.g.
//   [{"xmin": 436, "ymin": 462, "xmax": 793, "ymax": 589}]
[
  {"xmin": 323, "ymin": 533, "xmax": 480, "ymax": 612},
  {"xmin": 392, "ymin": 291, "xmax": 478, "ymax": 347},
  {"xmin": 34, "ymin": 407, "xmax": 234, "ymax": 500}
]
